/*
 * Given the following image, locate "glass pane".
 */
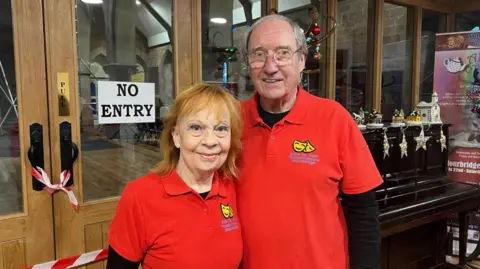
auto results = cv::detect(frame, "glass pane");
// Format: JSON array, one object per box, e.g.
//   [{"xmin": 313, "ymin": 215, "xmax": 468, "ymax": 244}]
[
  {"xmin": 279, "ymin": 1, "xmax": 329, "ymax": 97},
  {"xmin": 335, "ymin": 0, "xmax": 372, "ymax": 112},
  {"xmin": 419, "ymin": 10, "xmax": 446, "ymax": 102},
  {"xmin": 455, "ymin": 11, "xmax": 480, "ymax": 32},
  {"xmin": 381, "ymin": 3, "xmax": 413, "ymax": 120},
  {"xmin": 201, "ymin": 0, "xmax": 267, "ymax": 101},
  {"xmin": 0, "ymin": 0, "xmax": 23, "ymax": 215},
  {"xmin": 76, "ymin": 0, "xmax": 173, "ymax": 202}
]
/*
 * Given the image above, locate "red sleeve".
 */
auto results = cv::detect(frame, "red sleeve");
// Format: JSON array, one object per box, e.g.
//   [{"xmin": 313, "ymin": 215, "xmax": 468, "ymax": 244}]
[
  {"xmin": 339, "ymin": 113, "xmax": 383, "ymax": 194},
  {"xmin": 108, "ymin": 183, "xmax": 147, "ymax": 262}
]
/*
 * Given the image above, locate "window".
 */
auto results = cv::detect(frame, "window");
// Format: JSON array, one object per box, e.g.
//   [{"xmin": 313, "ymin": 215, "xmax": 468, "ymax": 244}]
[
  {"xmin": 335, "ymin": 0, "xmax": 373, "ymax": 112},
  {"xmin": 381, "ymin": 3, "xmax": 414, "ymax": 120},
  {"xmin": 420, "ymin": 10, "xmax": 446, "ymax": 102},
  {"xmin": 201, "ymin": 0, "xmax": 267, "ymax": 100},
  {"xmin": 455, "ymin": 11, "xmax": 480, "ymax": 32},
  {"xmin": 279, "ymin": 0, "xmax": 329, "ymax": 98}
]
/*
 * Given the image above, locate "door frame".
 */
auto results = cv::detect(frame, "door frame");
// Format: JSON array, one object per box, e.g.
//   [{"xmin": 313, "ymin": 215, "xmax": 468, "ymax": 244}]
[{"xmin": 0, "ymin": 0, "xmax": 55, "ymax": 267}]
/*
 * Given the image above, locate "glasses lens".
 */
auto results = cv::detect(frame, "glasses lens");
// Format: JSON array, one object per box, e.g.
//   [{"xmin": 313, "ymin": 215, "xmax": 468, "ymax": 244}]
[
  {"xmin": 248, "ymin": 49, "xmax": 297, "ymax": 68},
  {"xmin": 275, "ymin": 49, "xmax": 294, "ymax": 66},
  {"xmin": 249, "ymin": 61, "xmax": 264, "ymax": 68}
]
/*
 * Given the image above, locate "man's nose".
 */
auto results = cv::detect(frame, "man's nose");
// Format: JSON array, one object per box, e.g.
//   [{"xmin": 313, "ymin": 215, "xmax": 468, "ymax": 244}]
[{"xmin": 263, "ymin": 55, "xmax": 279, "ymax": 74}]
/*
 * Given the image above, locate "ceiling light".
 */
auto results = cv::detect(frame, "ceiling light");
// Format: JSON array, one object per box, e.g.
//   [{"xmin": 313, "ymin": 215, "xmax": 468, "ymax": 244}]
[
  {"xmin": 210, "ymin": 18, "xmax": 227, "ymax": 24},
  {"xmin": 81, "ymin": 0, "xmax": 102, "ymax": 3},
  {"xmin": 136, "ymin": 0, "xmax": 141, "ymax": 5}
]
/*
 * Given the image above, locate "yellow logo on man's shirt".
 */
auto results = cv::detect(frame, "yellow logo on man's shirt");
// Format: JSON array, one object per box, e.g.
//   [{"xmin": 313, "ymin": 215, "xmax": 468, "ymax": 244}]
[
  {"xmin": 292, "ymin": 140, "xmax": 316, "ymax": 153},
  {"xmin": 220, "ymin": 203, "xmax": 234, "ymax": 219}
]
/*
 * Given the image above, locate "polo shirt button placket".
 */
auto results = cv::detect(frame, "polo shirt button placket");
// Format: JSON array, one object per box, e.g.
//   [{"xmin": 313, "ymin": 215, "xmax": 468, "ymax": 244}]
[
  {"xmin": 267, "ymin": 127, "xmax": 278, "ymax": 158},
  {"xmin": 202, "ymin": 203, "xmax": 214, "ymax": 234}
]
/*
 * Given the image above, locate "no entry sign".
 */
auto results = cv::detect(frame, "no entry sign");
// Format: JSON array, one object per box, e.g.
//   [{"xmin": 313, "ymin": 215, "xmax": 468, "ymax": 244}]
[{"xmin": 97, "ymin": 81, "xmax": 155, "ymax": 124}]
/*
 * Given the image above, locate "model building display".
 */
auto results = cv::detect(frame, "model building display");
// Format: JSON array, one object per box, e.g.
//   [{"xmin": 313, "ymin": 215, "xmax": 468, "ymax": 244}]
[
  {"xmin": 416, "ymin": 92, "xmax": 442, "ymax": 124},
  {"xmin": 406, "ymin": 110, "xmax": 422, "ymax": 126},
  {"xmin": 391, "ymin": 109, "xmax": 406, "ymax": 127},
  {"xmin": 352, "ymin": 107, "xmax": 366, "ymax": 130},
  {"xmin": 366, "ymin": 109, "xmax": 384, "ymax": 129}
]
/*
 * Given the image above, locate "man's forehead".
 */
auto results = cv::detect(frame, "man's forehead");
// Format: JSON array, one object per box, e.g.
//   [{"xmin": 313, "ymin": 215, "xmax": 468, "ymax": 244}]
[{"xmin": 249, "ymin": 23, "xmax": 296, "ymax": 48}]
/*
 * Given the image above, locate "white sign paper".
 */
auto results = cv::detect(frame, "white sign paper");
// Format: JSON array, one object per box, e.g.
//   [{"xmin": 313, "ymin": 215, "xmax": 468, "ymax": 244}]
[{"xmin": 97, "ymin": 81, "xmax": 155, "ymax": 124}]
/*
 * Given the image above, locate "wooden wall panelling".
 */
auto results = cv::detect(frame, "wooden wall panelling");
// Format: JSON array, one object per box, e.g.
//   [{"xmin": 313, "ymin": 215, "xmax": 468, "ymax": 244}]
[
  {"xmin": 2, "ymin": 240, "xmax": 26, "ymax": 269},
  {"xmin": 85, "ymin": 223, "xmax": 103, "ymax": 269},
  {"xmin": 0, "ymin": 245, "xmax": 3, "ymax": 269},
  {"xmin": 0, "ymin": 218, "xmax": 25, "ymax": 242},
  {"xmin": 366, "ymin": 0, "xmax": 384, "ymax": 111},
  {"xmin": 386, "ymin": 0, "xmax": 454, "ymax": 13},
  {"xmin": 83, "ymin": 200, "xmax": 117, "ymax": 224},
  {"xmin": 455, "ymin": 0, "xmax": 480, "ymax": 13},
  {"xmin": 326, "ymin": 0, "xmax": 337, "ymax": 100},
  {"xmin": 173, "ymin": 0, "xmax": 202, "ymax": 94},
  {"xmin": 410, "ymin": 7, "xmax": 422, "ymax": 108},
  {"xmin": 101, "ymin": 222, "xmax": 110, "ymax": 269}
]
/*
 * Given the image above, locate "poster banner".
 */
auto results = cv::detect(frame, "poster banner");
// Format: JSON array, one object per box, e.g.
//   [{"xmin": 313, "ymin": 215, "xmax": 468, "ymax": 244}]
[{"xmin": 434, "ymin": 31, "xmax": 480, "ymax": 184}]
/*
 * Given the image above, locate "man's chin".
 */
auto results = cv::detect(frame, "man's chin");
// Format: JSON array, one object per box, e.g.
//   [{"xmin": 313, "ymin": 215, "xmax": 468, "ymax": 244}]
[{"xmin": 258, "ymin": 86, "xmax": 285, "ymax": 98}]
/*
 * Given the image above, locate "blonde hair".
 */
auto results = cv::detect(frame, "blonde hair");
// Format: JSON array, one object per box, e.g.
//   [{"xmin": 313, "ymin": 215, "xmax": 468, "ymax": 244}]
[{"xmin": 151, "ymin": 83, "xmax": 243, "ymax": 178}]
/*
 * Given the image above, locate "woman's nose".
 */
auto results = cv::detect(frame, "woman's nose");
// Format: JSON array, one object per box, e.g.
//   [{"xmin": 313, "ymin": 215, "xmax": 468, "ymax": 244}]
[{"xmin": 202, "ymin": 130, "xmax": 219, "ymax": 147}]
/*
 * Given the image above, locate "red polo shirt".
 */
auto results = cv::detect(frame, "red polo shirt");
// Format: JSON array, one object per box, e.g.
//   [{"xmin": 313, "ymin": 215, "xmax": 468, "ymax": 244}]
[
  {"xmin": 108, "ymin": 170, "xmax": 243, "ymax": 269},
  {"xmin": 236, "ymin": 87, "xmax": 383, "ymax": 269}
]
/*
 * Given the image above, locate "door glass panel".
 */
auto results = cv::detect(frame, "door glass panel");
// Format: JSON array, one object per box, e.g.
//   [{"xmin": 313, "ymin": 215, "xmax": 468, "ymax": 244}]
[
  {"xmin": 201, "ymin": 0, "xmax": 267, "ymax": 101},
  {"xmin": 279, "ymin": 1, "xmax": 329, "ymax": 98},
  {"xmin": 419, "ymin": 10, "xmax": 446, "ymax": 102},
  {"xmin": 0, "ymin": 0, "xmax": 23, "ymax": 215},
  {"xmin": 381, "ymin": 3, "xmax": 414, "ymax": 121},
  {"xmin": 335, "ymin": 0, "xmax": 373, "ymax": 112},
  {"xmin": 76, "ymin": 0, "xmax": 173, "ymax": 202}
]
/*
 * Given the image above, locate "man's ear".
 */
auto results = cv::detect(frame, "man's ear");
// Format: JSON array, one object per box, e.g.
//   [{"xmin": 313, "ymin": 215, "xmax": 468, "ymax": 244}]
[
  {"xmin": 298, "ymin": 54, "xmax": 306, "ymax": 72},
  {"xmin": 172, "ymin": 127, "xmax": 180, "ymax": 148}
]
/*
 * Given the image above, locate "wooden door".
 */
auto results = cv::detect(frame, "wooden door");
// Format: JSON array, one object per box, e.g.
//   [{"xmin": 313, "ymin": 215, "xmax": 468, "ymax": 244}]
[
  {"xmin": 0, "ymin": 0, "xmax": 55, "ymax": 268},
  {"xmin": 42, "ymin": 0, "xmax": 175, "ymax": 264}
]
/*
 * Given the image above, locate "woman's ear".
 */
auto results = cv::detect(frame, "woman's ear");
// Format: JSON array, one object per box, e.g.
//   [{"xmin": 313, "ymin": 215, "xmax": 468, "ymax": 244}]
[{"xmin": 172, "ymin": 127, "xmax": 180, "ymax": 148}]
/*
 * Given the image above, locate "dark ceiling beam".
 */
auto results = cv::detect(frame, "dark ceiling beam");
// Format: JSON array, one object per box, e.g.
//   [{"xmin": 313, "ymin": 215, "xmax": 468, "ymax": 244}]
[
  {"xmin": 139, "ymin": 0, "xmax": 172, "ymax": 43},
  {"xmin": 239, "ymin": 0, "xmax": 253, "ymax": 26}
]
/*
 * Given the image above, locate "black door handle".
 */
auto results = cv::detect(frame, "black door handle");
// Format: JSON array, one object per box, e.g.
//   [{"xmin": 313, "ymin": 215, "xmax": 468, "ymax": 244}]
[
  {"xmin": 28, "ymin": 123, "xmax": 46, "ymax": 191},
  {"xmin": 60, "ymin": 121, "xmax": 79, "ymax": 187}
]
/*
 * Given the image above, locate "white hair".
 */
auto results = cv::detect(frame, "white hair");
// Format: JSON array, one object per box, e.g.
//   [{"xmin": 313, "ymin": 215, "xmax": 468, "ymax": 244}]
[{"xmin": 242, "ymin": 14, "xmax": 308, "ymax": 60}]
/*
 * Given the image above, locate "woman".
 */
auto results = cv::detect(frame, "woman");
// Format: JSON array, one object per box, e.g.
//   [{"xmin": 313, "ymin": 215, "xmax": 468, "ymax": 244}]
[{"xmin": 107, "ymin": 83, "xmax": 243, "ymax": 269}]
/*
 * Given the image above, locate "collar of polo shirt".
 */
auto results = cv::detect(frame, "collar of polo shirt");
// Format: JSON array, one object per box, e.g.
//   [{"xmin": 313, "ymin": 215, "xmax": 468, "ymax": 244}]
[
  {"xmin": 247, "ymin": 85, "xmax": 308, "ymax": 128},
  {"xmin": 161, "ymin": 170, "xmax": 227, "ymax": 197}
]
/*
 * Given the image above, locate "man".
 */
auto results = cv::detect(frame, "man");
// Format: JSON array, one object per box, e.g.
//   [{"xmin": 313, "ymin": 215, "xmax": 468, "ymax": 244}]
[{"xmin": 236, "ymin": 14, "xmax": 383, "ymax": 269}]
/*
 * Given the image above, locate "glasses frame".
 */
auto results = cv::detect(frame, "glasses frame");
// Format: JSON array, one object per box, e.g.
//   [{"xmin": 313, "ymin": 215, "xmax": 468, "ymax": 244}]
[{"xmin": 246, "ymin": 48, "xmax": 302, "ymax": 68}]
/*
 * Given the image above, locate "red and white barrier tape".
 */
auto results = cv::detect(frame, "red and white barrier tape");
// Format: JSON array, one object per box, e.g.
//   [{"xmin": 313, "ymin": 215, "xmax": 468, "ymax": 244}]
[
  {"xmin": 23, "ymin": 248, "xmax": 108, "ymax": 269},
  {"xmin": 31, "ymin": 166, "xmax": 79, "ymax": 210}
]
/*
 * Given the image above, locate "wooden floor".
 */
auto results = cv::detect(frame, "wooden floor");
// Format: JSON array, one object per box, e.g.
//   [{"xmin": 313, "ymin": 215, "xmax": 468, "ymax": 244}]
[{"xmin": 81, "ymin": 137, "xmax": 161, "ymax": 201}]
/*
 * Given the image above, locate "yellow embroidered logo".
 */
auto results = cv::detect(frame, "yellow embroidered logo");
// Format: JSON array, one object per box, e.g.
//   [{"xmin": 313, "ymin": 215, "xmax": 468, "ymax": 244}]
[
  {"xmin": 220, "ymin": 203, "xmax": 234, "ymax": 219},
  {"xmin": 292, "ymin": 140, "xmax": 316, "ymax": 153}
]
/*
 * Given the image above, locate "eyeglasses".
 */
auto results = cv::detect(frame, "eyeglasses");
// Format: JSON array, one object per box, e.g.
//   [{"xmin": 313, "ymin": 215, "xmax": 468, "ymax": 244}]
[{"xmin": 247, "ymin": 48, "xmax": 301, "ymax": 68}]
